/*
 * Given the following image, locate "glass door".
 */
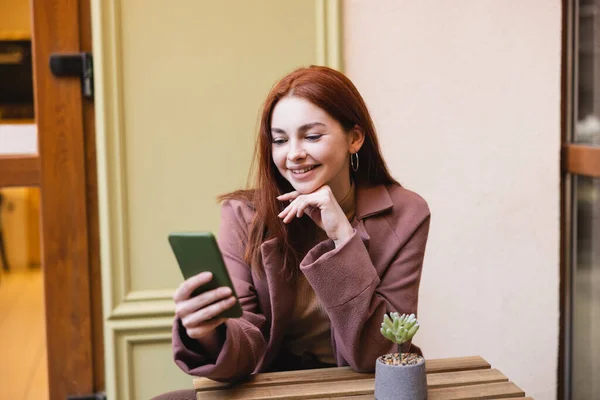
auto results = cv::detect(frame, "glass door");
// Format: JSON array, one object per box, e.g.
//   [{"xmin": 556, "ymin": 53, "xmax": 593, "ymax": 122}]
[{"xmin": 563, "ymin": 1, "xmax": 600, "ymax": 398}]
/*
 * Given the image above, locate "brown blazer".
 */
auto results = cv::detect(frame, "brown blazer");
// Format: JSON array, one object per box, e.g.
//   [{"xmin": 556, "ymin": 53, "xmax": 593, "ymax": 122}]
[{"xmin": 172, "ymin": 183, "xmax": 431, "ymax": 382}]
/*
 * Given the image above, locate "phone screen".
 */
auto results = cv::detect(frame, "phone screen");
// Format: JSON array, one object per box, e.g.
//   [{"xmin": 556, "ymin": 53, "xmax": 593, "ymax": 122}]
[{"xmin": 168, "ymin": 231, "xmax": 243, "ymax": 319}]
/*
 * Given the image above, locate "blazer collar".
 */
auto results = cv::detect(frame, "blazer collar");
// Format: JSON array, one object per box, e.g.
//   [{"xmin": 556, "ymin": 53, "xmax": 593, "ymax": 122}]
[{"xmin": 355, "ymin": 184, "xmax": 393, "ymax": 219}]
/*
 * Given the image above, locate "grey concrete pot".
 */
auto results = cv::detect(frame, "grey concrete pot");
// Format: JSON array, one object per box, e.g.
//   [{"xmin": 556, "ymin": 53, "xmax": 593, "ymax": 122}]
[{"xmin": 374, "ymin": 354, "xmax": 427, "ymax": 400}]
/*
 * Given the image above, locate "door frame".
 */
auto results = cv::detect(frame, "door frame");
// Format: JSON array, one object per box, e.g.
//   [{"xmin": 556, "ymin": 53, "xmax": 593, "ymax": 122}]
[
  {"xmin": 0, "ymin": 155, "xmax": 40, "ymax": 187},
  {"xmin": 26, "ymin": 0, "xmax": 104, "ymax": 398},
  {"xmin": 560, "ymin": 0, "xmax": 600, "ymax": 399}
]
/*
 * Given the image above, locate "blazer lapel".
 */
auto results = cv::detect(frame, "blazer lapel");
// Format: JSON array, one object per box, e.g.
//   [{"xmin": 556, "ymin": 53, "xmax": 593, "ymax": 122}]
[{"xmin": 355, "ymin": 184, "xmax": 393, "ymax": 219}]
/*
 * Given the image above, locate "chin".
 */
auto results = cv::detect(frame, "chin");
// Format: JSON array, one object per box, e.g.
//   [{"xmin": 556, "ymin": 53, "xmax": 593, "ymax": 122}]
[{"xmin": 289, "ymin": 181, "xmax": 321, "ymax": 194}]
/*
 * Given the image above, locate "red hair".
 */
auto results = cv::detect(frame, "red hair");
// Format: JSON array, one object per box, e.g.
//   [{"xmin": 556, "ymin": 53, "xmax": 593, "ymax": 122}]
[{"xmin": 220, "ymin": 65, "xmax": 397, "ymax": 280}]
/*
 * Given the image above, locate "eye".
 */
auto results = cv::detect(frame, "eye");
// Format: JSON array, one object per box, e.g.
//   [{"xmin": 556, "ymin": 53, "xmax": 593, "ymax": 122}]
[
  {"xmin": 306, "ymin": 134, "xmax": 323, "ymax": 141},
  {"xmin": 272, "ymin": 138, "xmax": 287, "ymax": 145}
]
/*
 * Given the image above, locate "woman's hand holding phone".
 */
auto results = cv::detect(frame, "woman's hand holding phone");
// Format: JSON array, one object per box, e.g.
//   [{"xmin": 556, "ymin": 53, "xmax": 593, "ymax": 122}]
[{"xmin": 173, "ymin": 271, "xmax": 238, "ymax": 340}]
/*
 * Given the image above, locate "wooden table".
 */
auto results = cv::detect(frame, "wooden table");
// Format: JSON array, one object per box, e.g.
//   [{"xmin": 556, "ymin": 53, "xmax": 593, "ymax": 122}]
[{"xmin": 193, "ymin": 356, "xmax": 530, "ymax": 399}]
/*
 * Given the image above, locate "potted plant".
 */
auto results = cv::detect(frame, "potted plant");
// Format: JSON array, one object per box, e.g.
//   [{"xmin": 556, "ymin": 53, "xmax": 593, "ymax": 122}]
[{"xmin": 375, "ymin": 312, "xmax": 427, "ymax": 400}]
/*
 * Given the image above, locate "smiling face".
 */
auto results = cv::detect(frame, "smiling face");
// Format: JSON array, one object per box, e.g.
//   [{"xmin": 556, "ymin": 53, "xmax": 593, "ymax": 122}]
[{"xmin": 270, "ymin": 96, "xmax": 363, "ymax": 199}]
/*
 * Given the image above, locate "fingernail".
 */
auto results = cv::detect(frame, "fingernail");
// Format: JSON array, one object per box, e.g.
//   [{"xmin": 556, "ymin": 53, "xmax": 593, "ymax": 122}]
[
  {"xmin": 200, "ymin": 271, "xmax": 212, "ymax": 279},
  {"xmin": 221, "ymin": 287, "xmax": 232, "ymax": 296}
]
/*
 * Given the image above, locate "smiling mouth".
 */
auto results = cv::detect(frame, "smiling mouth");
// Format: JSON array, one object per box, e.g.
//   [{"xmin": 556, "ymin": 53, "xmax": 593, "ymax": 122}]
[{"xmin": 290, "ymin": 165, "xmax": 319, "ymax": 174}]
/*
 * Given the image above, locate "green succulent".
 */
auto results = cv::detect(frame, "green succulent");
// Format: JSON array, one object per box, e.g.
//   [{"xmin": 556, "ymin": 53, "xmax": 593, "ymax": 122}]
[{"xmin": 380, "ymin": 312, "xmax": 420, "ymax": 345}]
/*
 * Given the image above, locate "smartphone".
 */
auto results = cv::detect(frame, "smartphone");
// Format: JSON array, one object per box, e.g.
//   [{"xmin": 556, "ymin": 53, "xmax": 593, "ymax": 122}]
[{"xmin": 168, "ymin": 231, "xmax": 243, "ymax": 319}]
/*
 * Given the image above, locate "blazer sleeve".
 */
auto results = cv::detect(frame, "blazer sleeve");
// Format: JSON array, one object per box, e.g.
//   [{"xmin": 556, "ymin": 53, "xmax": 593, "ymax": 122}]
[
  {"xmin": 299, "ymin": 196, "xmax": 430, "ymax": 372},
  {"xmin": 172, "ymin": 200, "xmax": 267, "ymax": 382}
]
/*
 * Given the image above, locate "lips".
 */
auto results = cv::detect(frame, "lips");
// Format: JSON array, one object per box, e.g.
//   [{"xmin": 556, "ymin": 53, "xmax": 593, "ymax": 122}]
[{"xmin": 290, "ymin": 165, "xmax": 318, "ymax": 174}]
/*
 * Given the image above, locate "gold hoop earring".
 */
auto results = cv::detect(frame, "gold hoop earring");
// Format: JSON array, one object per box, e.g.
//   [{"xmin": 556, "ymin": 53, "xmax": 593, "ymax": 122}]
[{"xmin": 351, "ymin": 152, "xmax": 359, "ymax": 172}]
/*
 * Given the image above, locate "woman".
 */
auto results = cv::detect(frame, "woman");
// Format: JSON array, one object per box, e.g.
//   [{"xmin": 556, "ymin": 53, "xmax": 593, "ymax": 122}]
[{"xmin": 154, "ymin": 66, "xmax": 430, "ymax": 399}]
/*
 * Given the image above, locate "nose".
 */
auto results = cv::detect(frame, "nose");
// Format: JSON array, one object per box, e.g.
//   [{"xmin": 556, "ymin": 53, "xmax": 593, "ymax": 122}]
[{"xmin": 287, "ymin": 139, "xmax": 306, "ymax": 162}]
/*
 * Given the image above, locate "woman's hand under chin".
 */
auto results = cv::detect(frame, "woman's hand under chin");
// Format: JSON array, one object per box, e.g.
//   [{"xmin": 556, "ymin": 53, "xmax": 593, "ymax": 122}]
[{"xmin": 277, "ymin": 185, "xmax": 354, "ymax": 248}]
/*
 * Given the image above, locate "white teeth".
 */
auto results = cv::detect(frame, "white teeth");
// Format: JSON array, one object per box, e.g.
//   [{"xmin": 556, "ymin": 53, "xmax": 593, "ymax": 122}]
[{"xmin": 291, "ymin": 166, "xmax": 317, "ymax": 174}]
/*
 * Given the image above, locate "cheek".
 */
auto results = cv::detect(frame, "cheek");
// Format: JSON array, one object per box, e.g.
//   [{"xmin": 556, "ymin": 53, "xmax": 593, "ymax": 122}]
[
  {"xmin": 321, "ymin": 145, "xmax": 347, "ymax": 169},
  {"xmin": 308, "ymin": 145, "xmax": 331, "ymax": 163},
  {"xmin": 271, "ymin": 148, "xmax": 286, "ymax": 169}
]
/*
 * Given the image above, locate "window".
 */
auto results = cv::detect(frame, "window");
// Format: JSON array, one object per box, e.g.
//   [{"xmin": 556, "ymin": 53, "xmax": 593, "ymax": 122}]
[{"xmin": 562, "ymin": 1, "xmax": 600, "ymax": 399}]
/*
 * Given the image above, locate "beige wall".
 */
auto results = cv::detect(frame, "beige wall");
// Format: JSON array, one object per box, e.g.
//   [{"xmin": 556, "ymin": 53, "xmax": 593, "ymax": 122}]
[
  {"xmin": 343, "ymin": 1, "xmax": 561, "ymax": 399},
  {"xmin": 0, "ymin": 124, "xmax": 37, "ymax": 154},
  {"xmin": 0, "ymin": 0, "xmax": 31, "ymax": 38},
  {"xmin": 91, "ymin": 0, "xmax": 342, "ymax": 397}
]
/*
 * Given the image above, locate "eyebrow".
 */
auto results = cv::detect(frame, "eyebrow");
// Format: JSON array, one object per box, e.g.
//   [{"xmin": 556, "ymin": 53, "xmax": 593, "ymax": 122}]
[{"xmin": 271, "ymin": 122, "xmax": 326, "ymax": 135}]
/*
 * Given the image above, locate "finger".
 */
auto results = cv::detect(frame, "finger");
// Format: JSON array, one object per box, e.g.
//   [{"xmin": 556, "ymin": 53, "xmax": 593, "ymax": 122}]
[
  {"xmin": 301, "ymin": 204, "xmax": 319, "ymax": 220},
  {"xmin": 186, "ymin": 296, "xmax": 237, "ymax": 324},
  {"xmin": 283, "ymin": 203, "xmax": 300, "ymax": 223},
  {"xmin": 173, "ymin": 272, "xmax": 213, "ymax": 302},
  {"xmin": 277, "ymin": 191, "xmax": 300, "ymax": 201},
  {"xmin": 175, "ymin": 286, "xmax": 232, "ymax": 319},
  {"xmin": 279, "ymin": 195, "xmax": 304, "ymax": 219},
  {"xmin": 278, "ymin": 201, "xmax": 294, "ymax": 219},
  {"xmin": 186, "ymin": 317, "xmax": 228, "ymax": 340},
  {"xmin": 296, "ymin": 200, "xmax": 312, "ymax": 218}
]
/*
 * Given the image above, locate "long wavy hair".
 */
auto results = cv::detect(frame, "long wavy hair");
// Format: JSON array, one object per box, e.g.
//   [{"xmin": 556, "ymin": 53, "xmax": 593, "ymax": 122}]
[{"xmin": 220, "ymin": 65, "xmax": 397, "ymax": 280}]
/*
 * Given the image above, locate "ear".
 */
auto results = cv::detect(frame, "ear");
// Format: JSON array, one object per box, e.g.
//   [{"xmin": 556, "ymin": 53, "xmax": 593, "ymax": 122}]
[{"xmin": 348, "ymin": 125, "xmax": 366, "ymax": 154}]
